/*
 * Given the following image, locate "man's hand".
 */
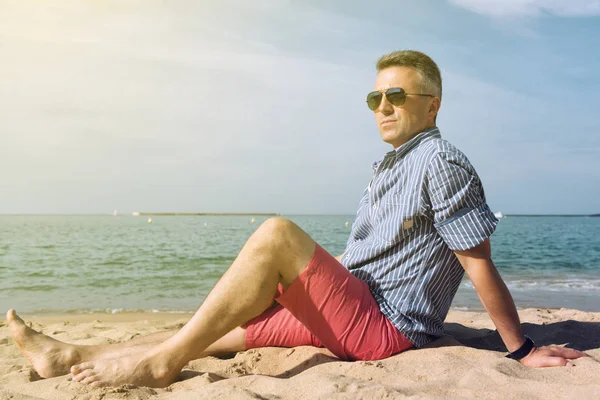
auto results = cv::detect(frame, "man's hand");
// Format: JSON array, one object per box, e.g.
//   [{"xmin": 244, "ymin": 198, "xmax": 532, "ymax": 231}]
[{"xmin": 519, "ymin": 345, "xmax": 589, "ymax": 368}]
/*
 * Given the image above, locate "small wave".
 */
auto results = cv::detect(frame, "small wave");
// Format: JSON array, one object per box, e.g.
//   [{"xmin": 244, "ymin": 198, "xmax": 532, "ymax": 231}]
[
  {"xmin": 23, "ymin": 308, "xmax": 195, "ymax": 316},
  {"xmin": 461, "ymin": 278, "xmax": 600, "ymax": 291},
  {"xmin": 95, "ymin": 259, "xmax": 131, "ymax": 267},
  {"xmin": 6, "ymin": 284, "xmax": 60, "ymax": 292},
  {"xmin": 84, "ymin": 279, "xmax": 130, "ymax": 289},
  {"xmin": 24, "ymin": 271, "xmax": 55, "ymax": 278}
]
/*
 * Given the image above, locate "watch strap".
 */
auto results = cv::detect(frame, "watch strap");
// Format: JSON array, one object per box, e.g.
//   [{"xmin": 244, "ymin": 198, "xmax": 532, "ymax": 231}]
[{"xmin": 506, "ymin": 336, "xmax": 535, "ymax": 360}]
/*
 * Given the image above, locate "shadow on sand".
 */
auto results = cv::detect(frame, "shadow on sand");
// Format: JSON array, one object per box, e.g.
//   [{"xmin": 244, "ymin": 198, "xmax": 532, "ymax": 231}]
[{"xmin": 444, "ymin": 320, "xmax": 600, "ymax": 352}]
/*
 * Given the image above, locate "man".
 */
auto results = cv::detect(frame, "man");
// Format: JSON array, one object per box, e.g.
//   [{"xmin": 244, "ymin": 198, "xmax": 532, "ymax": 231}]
[{"xmin": 7, "ymin": 50, "xmax": 586, "ymax": 388}]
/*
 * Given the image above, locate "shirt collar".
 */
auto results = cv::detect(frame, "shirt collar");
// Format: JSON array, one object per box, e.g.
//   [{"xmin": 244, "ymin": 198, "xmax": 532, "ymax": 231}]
[
  {"xmin": 372, "ymin": 127, "xmax": 441, "ymax": 171},
  {"xmin": 395, "ymin": 127, "xmax": 441, "ymax": 160}
]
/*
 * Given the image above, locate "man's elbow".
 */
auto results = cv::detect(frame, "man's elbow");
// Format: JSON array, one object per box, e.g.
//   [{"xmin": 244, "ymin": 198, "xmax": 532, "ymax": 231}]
[{"xmin": 454, "ymin": 239, "xmax": 493, "ymax": 272}]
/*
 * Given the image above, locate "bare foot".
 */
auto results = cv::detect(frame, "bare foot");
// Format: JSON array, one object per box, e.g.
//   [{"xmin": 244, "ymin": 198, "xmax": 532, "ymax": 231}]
[
  {"xmin": 70, "ymin": 351, "xmax": 177, "ymax": 388},
  {"xmin": 7, "ymin": 309, "xmax": 81, "ymax": 378}
]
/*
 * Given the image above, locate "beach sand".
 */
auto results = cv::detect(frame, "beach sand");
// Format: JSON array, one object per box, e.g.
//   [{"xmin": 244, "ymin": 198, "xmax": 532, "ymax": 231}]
[{"xmin": 1, "ymin": 308, "xmax": 599, "ymax": 399}]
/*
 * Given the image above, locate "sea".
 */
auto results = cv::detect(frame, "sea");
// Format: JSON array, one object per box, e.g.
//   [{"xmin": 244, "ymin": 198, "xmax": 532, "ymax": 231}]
[{"xmin": 0, "ymin": 215, "xmax": 599, "ymax": 316}]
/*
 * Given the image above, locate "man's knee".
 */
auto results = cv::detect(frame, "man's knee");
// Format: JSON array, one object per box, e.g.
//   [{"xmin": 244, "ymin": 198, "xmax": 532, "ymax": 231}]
[
  {"xmin": 255, "ymin": 217, "xmax": 299, "ymax": 248},
  {"xmin": 260, "ymin": 217, "xmax": 295, "ymax": 231},
  {"xmin": 250, "ymin": 217, "xmax": 316, "ymax": 284}
]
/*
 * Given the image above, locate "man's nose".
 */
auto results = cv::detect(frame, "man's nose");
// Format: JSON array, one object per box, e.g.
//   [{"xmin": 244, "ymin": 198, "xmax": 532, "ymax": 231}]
[{"xmin": 377, "ymin": 94, "xmax": 394, "ymax": 114}]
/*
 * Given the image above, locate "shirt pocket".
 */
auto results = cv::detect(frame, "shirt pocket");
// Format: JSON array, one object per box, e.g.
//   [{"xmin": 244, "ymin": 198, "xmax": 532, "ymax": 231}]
[{"xmin": 373, "ymin": 198, "xmax": 416, "ymax": 245}]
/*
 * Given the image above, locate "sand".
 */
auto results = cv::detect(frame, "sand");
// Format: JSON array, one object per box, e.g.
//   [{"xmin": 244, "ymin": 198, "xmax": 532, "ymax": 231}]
[{"xmin": 1, "ymin": 308, "xmax": 599, "ymax": 399}]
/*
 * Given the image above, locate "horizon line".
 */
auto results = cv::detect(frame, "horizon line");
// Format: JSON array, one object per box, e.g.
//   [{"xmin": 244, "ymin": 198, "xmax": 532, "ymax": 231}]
[{"xmin": 0, "ymin": 213, "xmax": 598, "ymax": 217}]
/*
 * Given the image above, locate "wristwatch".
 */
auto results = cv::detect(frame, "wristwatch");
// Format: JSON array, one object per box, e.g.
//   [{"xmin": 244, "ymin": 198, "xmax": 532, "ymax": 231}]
[{"xmin": 505, "ymin": 336, "xmax": 535, "ymax": 360}]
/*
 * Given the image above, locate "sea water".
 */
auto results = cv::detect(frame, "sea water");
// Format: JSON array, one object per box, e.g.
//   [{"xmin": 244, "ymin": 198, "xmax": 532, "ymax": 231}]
[{"xmin": 0, "ymin": 215, "xmax": 598, "ymax": 315}]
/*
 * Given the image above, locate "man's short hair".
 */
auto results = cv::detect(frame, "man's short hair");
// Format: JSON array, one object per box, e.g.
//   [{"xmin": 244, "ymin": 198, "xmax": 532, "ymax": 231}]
[{"xmin": 376, "ymin": 50, "xmax": 442, "ymax": 100}]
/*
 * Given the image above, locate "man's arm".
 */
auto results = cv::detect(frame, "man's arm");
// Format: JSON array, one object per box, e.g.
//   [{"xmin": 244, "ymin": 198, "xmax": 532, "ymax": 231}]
[{"xmin": 455, "ymin": 238, "xmax": 588, "ymax": 368}]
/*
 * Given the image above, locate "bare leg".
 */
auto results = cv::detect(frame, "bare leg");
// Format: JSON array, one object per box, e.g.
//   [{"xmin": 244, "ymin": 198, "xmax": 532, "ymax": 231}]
[
  {"xmin": 82, "ymin": 325, "xmax": 246, "ymax": 360},
  {"xmin": 7, "ymin": 312, "xmax": 246, "ymax": 378},
  {"xmin": 70, "ymin": 217, "xmax": 316, "ymax": 388}
]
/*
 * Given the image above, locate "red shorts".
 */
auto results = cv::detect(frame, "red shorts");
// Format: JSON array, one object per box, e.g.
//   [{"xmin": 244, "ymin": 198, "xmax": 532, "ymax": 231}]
[{"xmin": 244, "ymin": 244, "xmax": 413, "ymax": 361}]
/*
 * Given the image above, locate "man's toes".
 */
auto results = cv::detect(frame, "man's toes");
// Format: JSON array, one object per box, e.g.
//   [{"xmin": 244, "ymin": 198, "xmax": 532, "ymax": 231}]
[
  {"xmin": 89, "ymin": 380, "xmax": 106, "ymax": 388},
  {"xmin": 80, "ymin": 375, "xmax": 98, "ymax": 385},
  {"xmin": 72, "ymin": 369, "xmax": 94, "ymax": 382},
  {"xmin": 71, "ymin": 362, "xmax": 93, "ymax": 376}
]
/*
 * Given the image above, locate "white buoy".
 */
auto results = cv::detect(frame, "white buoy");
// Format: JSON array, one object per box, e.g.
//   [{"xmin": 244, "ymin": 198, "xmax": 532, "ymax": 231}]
[
  {"xmin": 148, "ymin": 218, "xmax": 153, "ymax": 224},
  {"xmin": 204, "ymin": 222, "xmax": 207, "ymax": 227},
  {"xmin": 251, "ymin": 217, "xmax": 256, "ymax": 223},
  {"xmin": 345, "ymin": 221, "xmax": 350, "ymax": 227}
]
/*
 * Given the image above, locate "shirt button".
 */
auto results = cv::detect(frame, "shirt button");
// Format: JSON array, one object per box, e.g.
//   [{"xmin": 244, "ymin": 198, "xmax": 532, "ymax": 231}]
[{"xmin": 372, "ymin": 203, "xmax": 377, "ymax": 210}]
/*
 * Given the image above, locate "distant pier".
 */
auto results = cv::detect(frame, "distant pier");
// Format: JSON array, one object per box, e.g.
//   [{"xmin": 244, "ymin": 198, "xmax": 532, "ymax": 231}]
[{"xmin": 135, "ymin": 212, "xmax": 280, "ymax": 216}]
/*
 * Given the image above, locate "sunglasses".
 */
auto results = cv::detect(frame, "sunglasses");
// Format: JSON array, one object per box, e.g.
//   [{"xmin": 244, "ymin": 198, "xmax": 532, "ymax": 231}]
[{"xmin": 366, "ymin": 87, "xmax": 434, "ymax": 111}]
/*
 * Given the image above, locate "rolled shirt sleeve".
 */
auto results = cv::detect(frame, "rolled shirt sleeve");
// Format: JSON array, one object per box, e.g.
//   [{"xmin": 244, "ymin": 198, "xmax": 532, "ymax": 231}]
[{"xmin": 426, "ymin": 151, "xmax": 498, "ymax": 251}]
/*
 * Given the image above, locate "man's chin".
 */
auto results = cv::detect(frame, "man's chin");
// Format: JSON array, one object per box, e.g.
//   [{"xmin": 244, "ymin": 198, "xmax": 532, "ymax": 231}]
[
  {"xmin": 380, "ymin": 130, "xmax": 417, "ymax": 149},
  {"xmin": 380, "ymin": 131, "xmax": 400, "ymax": 145}
]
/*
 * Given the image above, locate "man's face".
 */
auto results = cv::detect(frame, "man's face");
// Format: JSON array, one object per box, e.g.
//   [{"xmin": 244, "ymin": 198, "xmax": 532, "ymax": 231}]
[{"xmin": 372, "ymin": 66, "xmax": 440, "ymax": 149}]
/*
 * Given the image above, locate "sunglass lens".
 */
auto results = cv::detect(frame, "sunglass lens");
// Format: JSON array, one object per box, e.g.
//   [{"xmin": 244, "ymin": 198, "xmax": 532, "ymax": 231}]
[
  {"xmin": 385, "ymin": 88, "xmax": 407, "ymax": 106},
  {"xmin": 366, "ymin": 92, "xmax": 382, "ymax": 111}
]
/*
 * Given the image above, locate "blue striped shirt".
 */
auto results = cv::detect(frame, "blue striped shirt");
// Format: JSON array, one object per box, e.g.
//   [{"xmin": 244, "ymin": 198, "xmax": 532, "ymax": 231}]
[{"xmin": 342, "ymin": 127, "xmax": 498, "ymax": 347}]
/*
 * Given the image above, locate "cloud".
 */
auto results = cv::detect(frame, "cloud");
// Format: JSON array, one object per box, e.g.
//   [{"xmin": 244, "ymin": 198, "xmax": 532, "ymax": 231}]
[{"xmin": 449, "ymin": 0, "xmax": 600, "ymax": 18}]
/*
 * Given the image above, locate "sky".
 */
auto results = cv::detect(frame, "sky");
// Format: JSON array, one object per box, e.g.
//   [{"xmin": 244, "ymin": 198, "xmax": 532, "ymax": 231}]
[{"xmin": 1, "ymin": 0, "xmax": 599, "ymax": 215}]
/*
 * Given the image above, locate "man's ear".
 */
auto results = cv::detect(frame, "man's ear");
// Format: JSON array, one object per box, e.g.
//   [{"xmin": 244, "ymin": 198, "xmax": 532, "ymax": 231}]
[{"xmin": 429, "ymin": 97, "xmax": 441, "ymax": 119}]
